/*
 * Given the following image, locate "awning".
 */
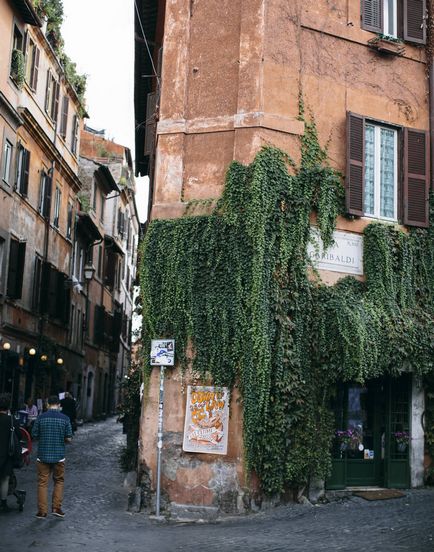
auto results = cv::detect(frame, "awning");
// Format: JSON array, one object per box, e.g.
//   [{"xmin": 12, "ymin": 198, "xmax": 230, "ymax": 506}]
[{"xmin": 77, "ymin": 212, "xmax": 102, "ymax": 242}]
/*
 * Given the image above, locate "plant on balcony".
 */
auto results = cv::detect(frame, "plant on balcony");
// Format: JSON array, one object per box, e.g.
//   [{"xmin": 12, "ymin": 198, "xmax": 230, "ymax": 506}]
[
  {"xmin": 368, "ymin": 34, "xmax": 405, "ymax": 56},
  {"xmin": 10, "ymin": 49, "xmax": 25, "ymax": 88}
]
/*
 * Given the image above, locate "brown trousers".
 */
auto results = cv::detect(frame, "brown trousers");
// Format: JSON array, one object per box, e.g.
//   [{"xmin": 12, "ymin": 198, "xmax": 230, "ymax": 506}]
[{"xmin": 37, "ymin": 461, "xmax": 65, "ymax": 514}]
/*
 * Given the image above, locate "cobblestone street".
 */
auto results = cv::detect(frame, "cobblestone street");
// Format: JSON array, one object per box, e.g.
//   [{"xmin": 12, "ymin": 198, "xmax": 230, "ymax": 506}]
[{"xmin": 0, "ymin": 418, "xmax": 433, "ymax": 552}]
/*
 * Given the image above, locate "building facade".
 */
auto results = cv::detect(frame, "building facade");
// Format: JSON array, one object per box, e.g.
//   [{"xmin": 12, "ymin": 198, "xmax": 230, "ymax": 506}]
[
  {"xmin": 135, "ymin": 0, "xmax": 432, "ymax": 513},
  {"xmin": 0, "ymin": 0, "xmax": 137, "ymax": 422},
  {"xmin": 80, "ymin": 127, "xmax": 140, "ymax": 415}
]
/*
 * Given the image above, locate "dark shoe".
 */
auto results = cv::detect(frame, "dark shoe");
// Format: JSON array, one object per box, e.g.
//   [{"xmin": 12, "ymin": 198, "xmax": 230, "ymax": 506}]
[
  {"xmin": 35, "ymin": 512, "xmax": 47, "ymax": 519},
  {"xmin": 0, "ymin": 500, "xmax": 11, "ymax": 513},
  {"xmin": 52, "ymin": 508, "xmax": 65, "ymax": 518}
]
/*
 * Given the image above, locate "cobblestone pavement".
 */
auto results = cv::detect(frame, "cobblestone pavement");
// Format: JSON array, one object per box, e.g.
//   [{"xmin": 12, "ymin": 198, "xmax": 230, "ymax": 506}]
[{"xmin": 0, "ymin": 417, "xmax": 433, "ymax": 552}]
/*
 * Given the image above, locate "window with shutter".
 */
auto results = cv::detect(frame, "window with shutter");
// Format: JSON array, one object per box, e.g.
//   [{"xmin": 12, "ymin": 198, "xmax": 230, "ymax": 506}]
[
  {"xmin": 45, "ymin": 70, "xmax": 52, "ymax": 113},
  {"xmin": 40, "ymin": 261, "xmax": 50, "ymax": 313},
  {"xmin": 7, "ymin": 238, "xmax": 26, "ymax": 300},
  {"xmin": 51, "ymin": 80, "xmax": 60, "ymax": 122},
  {"xmin": 60, "ymin": 96, "xmax": 69, "ymax": 139},
  {"xmin": 346, "ymin": 113, "xmax": 365, "ymax": 216},
  {"xmin": 362, "ymin": 0, "xmax": 383, "ymax": 33},
  {"xmin": 32, "ymin": 256, "xmax": 42, "ymax": 311},
  {"xmin": 404, "ymin": 0, "xmax": 426, "ymax": 43},
  {"xmin": 16, "ymin": 145, "xmax": 30, "ymax": 196},
  {"xmin": 32, "ymin": 47, "xmax": 40, "ymax": 91},
  {"xmin": 362, "ymin": 0, "xmax": 426, "ymax": 43},
  {"xmin": 94, "ymin": 304, "xmax": 105, "ymax": 345},
  {"xmin": 42, "ymin": 173, "xmax": 52, "ymax": 219},
  {"xmin": 403, "ymin": 128, "xmax": 429, "ymax": 227}
]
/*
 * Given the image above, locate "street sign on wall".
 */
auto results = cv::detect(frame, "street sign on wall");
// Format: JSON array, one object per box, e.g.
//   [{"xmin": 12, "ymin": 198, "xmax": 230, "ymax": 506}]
[
  {"xmin": 150, "ymin": 339, "xmax": 175, "ymax": 366},
  {"xmin": 182, "ymin": 386, "xmax": 229, "ymax": 455},
  {"xmin": 307, "ymin": 228, "xmax": 364, "ymax": 275}
]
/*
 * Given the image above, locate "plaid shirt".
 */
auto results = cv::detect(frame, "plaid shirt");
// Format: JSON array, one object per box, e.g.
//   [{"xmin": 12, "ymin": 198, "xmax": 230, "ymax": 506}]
[{"xmin": 32, "ymin": 410, "xmax": 73, "ymax": 463}]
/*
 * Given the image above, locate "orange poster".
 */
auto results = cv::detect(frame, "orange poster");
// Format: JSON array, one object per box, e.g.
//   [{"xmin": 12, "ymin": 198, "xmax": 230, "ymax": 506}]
[{"xmin": 182, "ymin": 386, "xmax": 229, "ymax": 455}]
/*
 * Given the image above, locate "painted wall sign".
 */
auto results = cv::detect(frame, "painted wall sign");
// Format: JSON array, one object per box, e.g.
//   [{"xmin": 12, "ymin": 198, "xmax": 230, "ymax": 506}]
[
  {"xmin": 307, "ymin": 228, "xmax": 364, "ymax": 275},
  {"xmin": 150, "ymin": 339, "xmax": 175, "ymax": 366},
  {"xmin": 182, "ymin": 386, "xmax": 229, "ymax": 455}
]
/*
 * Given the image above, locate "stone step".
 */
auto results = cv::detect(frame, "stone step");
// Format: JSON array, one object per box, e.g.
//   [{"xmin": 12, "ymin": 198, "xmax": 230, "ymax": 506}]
[{"xmin": 169, "ymin": 502, "xmax": 219, "ymax": 522}]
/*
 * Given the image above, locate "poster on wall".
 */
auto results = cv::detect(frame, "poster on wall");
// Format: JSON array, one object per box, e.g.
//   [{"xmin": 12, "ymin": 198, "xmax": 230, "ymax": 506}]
[{"xmin": 182, "ymin": 386, "xmax": 229, "ymax": 455}]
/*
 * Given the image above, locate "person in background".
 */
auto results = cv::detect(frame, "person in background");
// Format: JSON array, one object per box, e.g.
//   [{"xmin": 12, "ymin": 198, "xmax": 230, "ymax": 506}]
[
  {"xmin": 60, "ymin": 392, "xmax": 77, "ymax": 433},
  {"xmin": 25, "ymin": 398, "xmax": 39, "ymax": 430},
  {"xmin": 32, "ymin": 395, "xmax": 72, "ymax": 519},
  {"xmin": 0, "ymin": 393, "xmax": 21, "ymax": 513}
]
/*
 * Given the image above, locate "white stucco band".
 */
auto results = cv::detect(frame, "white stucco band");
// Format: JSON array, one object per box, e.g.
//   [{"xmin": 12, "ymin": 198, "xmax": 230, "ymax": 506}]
[{"xmin": 411, "ymin": 375, "xmax": 425, "ymax": 487}]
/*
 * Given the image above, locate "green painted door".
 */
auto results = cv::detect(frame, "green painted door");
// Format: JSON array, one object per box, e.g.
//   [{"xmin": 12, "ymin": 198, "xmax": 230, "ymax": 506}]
[{"xmin": 327, "ymin": 376, "xmax": 410, "ymax": 490}]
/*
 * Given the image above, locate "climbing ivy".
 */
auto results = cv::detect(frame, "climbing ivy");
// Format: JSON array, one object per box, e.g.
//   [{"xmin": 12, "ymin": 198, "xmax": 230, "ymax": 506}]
[{"xmin": 139, "ymin": 111, "xmax": 434, "ymax": 496}]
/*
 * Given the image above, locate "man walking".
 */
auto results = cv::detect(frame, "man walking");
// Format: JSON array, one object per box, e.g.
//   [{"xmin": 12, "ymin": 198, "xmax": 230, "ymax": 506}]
[{"xmin": 32, "ymin": 395, "xmax": 72, "ymax": 519}]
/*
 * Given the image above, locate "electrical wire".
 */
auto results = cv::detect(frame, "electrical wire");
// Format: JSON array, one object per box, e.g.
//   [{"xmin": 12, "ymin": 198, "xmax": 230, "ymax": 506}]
[{"xmin": 134, "ymin": 0, "xmax": 160, "ymax": 88}]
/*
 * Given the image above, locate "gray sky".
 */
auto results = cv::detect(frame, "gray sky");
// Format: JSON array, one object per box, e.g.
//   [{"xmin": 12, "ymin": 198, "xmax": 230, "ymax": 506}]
[{"xmin": 62, "ymin": 0, "xmax": 148, "ymax": 222}]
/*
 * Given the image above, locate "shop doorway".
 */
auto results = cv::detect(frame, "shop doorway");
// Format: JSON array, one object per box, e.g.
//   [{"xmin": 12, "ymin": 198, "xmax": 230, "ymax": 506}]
[{"xmin": 327, "ymin": 375, "xmax": 410, "ymax": 489}]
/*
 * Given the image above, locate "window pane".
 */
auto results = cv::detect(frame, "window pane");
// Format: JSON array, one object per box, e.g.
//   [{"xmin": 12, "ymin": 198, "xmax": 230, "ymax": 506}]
[
  {"xmin": 364, "ymin": 124, "xmax": 375, "ymax": 215},
  {"xmin": 380, "ymin": 128, "xmax": 395, "ymax": 218}
]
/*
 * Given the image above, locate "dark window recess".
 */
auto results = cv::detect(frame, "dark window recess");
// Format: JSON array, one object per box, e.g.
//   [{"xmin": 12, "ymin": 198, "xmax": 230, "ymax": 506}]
[
  {"xmin": 94, "ymin": 304, "xmax": 105, "ymax": 345},
  {"xmin": 39, "ymin": 262, "xmax": 70, "ymax": 323},
  {"xmin": 362, "ymin": 0, "xmax": 426, "ymax": 44},
  {"xmin": 32, "ymin": 257, "xmax": 42, "ymax": 310},
  {"xmin": 104, "ymin": 249, "xmax": 117, "ymax": 288},
  {"xmin": 111, "ymin": 309, "xmax": 122, "ymax": 353},
  {"xmin": 346, "ymin": 112, "xmax": 429, "ymax": 227},
  {"xmin": 117, "ymin": 210, "xmax": 125, "ymax": 237},
  {"xmin": 16, "ymin": 145, "xmax": 30, "ymax": 196},
  {"xmin": 7, "ymin": 239, "xmax": 26, "ymax": 299}
]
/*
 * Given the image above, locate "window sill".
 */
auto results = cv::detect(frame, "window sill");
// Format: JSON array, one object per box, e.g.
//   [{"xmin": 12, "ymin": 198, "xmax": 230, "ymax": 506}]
[{"xmin": 368, "ymin": 37, "xmax": 405, "ymax": 56}]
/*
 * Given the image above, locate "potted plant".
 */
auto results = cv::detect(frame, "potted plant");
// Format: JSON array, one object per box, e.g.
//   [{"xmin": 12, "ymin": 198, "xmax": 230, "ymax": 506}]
[
  {"xmin": 368, "ymin": 34, "xmax": 405, "ymax": 56},
  {"xmin": 336, "ymin": 428, "xmax": 362, "ymax": 451},
  {"xmin": 393, "ymin": 431, "xmax": 410, "ymax": 452},
  {"xmin": 10, "ymin": 49, "xmax": 25, "ymax": 89}
]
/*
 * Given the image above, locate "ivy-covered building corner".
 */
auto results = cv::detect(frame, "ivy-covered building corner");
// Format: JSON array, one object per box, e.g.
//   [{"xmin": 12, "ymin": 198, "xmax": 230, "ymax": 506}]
[{"xmin": 134, "ymin": 0, "xmax": 434, "ymax": 515}]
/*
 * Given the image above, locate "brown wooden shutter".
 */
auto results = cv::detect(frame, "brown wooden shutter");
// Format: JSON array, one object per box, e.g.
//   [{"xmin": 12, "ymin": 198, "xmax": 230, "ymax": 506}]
[
  {"xmin": 60, "ymin": 96, "xmax": 69, "ymax": 139},
  {"xmin": 32, "ymin": 47, "xmax": 40, "ymax": 91},
  {"xmin": 22, "ymin": 148, "xmax": 30, "ymax": 197},
  {"xmin": 361, "ymin": 0, "xmax": 383, "ymax": 32},
  {"xmin": 43, "ymin": 173, "xmax": 52, "ymax": 218},
  {"xmin": 346, "ymin": 112, "xmax": 365, "ymax": 216},
  {"xmin": 52, "ymin": 80, "xmax": 60, "ymax": 122},
  {"xmin": 144, "ymin": 92, "xmax": 157, "ymax": 156},
  {"xmin": 404, "ymin": 0, "xmax": 426, "ymax": 44},
  {"xmin": 45, "ymin": 70, "xmax": 52, "ymax": 112},
  {"xmin": 403, "ymin": 128, "xmax": 429, "ymax": 227}
]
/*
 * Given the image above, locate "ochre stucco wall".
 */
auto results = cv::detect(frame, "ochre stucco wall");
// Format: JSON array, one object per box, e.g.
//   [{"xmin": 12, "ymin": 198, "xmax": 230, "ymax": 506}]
[{"xmin": 139, "ymin": 0, "xmax": 430, "ymax": 511}]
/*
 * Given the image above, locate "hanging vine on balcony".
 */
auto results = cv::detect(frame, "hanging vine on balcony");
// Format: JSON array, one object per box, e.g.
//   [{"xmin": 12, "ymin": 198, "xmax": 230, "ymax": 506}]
[{"xmin": 139, "ymin": 108, "xmax": 434, "ymax": 495}]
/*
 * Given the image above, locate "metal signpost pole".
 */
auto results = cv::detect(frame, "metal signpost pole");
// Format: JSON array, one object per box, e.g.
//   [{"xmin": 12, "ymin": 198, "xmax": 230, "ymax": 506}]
[
  {"xmin": 150, "ymin": 339, "xmax": 174, "ymax": 519},
  {"xmin": 155, "ymin": 364, "xmax": 165, "ymax": 517}
]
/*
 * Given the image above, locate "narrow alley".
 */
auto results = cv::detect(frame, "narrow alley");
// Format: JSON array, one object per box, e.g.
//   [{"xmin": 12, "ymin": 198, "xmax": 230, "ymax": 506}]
[{"xmin": 0, "ymin": 418, "xmax": 433, "ymax": 552}]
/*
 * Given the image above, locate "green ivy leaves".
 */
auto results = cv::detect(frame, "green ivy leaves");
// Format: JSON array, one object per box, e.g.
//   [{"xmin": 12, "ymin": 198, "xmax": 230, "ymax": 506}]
[{"xmin": 139, "ymin": 115, "xmax": 434, "ymax": 496}]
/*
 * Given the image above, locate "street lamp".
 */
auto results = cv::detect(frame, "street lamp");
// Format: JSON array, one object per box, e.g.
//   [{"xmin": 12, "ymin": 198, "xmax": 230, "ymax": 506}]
[
  {"xmin": 83, "ymin": 263, "xmax": 95, "ymax": 282},
  {"xmin": 29, "ymin": 348, "xmax": 36, "ymax": 356},
  {"xmin": 3, "ymin": 342, "xmax": 11, "ymax": 351},
  {"xmin": 40, "ymin": 354, "xmax": 48, "ymax": 362},
  {"xmin": 56, "ymin": 357, "xmax": 64, "ymax": 366}
]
